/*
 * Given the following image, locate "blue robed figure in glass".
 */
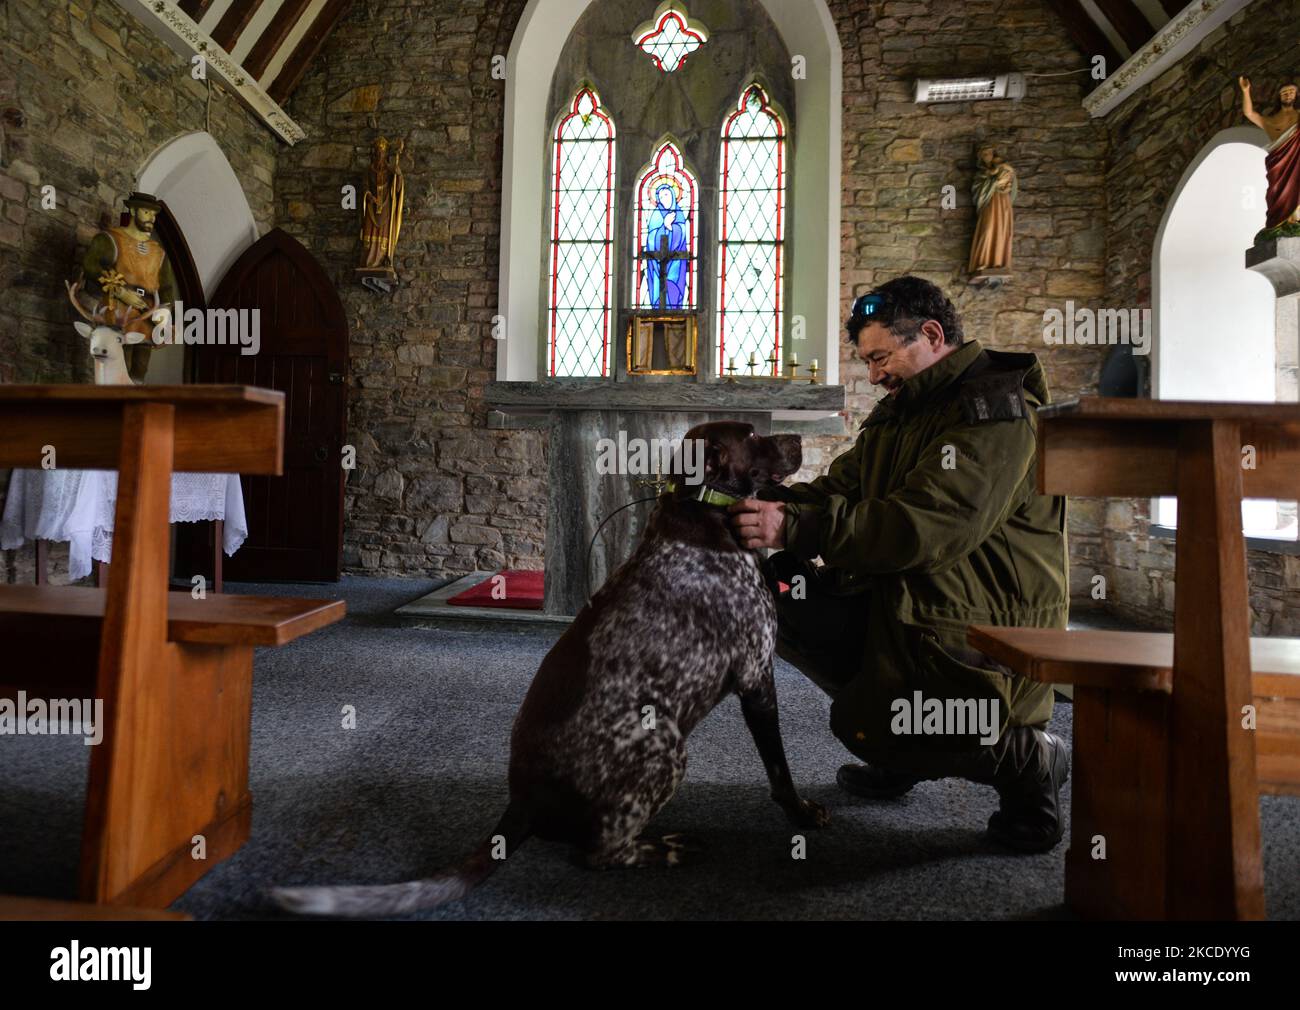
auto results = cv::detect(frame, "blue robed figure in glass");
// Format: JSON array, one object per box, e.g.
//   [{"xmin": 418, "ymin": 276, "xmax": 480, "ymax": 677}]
[{"xmin": 643, "ymin": 182, "xmax": 689, "ymax": 309}]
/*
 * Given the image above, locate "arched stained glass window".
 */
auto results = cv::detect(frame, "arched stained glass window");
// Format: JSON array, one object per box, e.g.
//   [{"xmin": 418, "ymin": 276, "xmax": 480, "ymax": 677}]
[
  {"xmin": 549, "ymin": 86, "xmax": 616, "ymax": 377},
  {"xmin": 633, "ymin": 141, "xmax": 697, "ymax": 312},
  {"xmin": 716, "ymin": 83, "xmax": 786, "ymax": 376}
]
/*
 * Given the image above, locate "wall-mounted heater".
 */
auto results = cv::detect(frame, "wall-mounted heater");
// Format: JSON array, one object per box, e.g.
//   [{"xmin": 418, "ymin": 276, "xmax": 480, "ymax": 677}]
[{"xmin": 914, "ymin": 73, "xmax": 1026, "ymax": 104}]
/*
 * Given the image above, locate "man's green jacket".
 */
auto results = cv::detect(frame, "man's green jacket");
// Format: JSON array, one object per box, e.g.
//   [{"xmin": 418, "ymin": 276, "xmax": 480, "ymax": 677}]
[{"xmin": 766, "ymin": 339, "xmax": 1068, "ymax": 756}]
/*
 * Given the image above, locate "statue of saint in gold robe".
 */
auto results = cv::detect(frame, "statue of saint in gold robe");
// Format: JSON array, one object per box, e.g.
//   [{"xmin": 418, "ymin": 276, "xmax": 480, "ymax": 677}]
[
  {"xmin": 359, "ymin": 138, "xmax": 406, "ymax": 274},
  {"xmin": 969, "ymin": 145, "xmax": 1017, "ymax": 277}
]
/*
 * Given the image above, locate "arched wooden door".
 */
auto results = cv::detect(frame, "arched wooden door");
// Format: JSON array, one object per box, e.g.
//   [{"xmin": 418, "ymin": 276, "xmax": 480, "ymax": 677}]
[{"xmin": 192, "ymin": 228, "xmax": 348, "ymax": 581}]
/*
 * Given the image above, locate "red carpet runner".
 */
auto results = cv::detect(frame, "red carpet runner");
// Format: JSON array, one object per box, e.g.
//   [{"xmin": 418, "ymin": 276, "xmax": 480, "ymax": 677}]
[{"xmin": 446, "ymin": 569, "xmax": 544, "ymax": 610}]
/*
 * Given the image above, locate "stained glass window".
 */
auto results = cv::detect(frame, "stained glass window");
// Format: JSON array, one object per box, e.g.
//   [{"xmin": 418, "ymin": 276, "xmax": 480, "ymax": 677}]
[
  {"xmin": 633, "ymin": 141, "xmax": 698, "ymax": 312},
  {"xmin": 632, "ymin": 2, "xmax": 708, "ymax": 74},
  {"xmin": 549, "ymin": 87, "xmax": 616, "ymax": 377},
  {"xmin": 716, "ymin": 83, "xmax": 785, "ymax": 376}
]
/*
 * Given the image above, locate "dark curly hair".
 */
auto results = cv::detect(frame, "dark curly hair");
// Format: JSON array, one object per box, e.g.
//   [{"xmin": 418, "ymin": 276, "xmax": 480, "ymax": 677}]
[{"xmin": 845, "ymin": 275, "xmax": 963, "ymax": 347}]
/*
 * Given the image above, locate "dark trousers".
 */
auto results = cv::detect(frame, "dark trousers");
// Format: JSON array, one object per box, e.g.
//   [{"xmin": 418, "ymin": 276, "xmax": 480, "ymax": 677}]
[
  {"xmin": 763, "ymin": 551, "xmax": 1055, "ymax": 762},
  {"xmin": 764, "ymin": 552, "xmax": 865, "ymax": 699}
]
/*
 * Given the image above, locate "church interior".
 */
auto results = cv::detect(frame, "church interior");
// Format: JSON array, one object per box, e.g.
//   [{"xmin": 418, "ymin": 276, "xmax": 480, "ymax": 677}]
[{"xmin": 1, "ymin": 0, "xmax": 1299, "ymax": 928}]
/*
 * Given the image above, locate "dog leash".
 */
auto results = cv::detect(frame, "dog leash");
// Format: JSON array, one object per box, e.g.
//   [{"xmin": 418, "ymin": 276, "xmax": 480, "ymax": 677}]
[
  {"xmin": 584, "ymin": 496, "xmax": 660, "ymax": 603},
  {"xmin": 583, "ymin": 482, "xmax": 746, "ymax": 603}
]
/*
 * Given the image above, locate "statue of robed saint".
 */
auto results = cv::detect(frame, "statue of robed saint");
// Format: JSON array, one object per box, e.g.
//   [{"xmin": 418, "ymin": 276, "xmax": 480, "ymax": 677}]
[
  {"xmin": 1240, "ymin": 76, "xmax": 1300, "ymax": 237},
  {"xmin": 358, "ymin": 137, "xmax": 407, "ymax": 289},
  {"xmin": 968, "ymin": 145, "xmax": 1017, "ymax": 282}
]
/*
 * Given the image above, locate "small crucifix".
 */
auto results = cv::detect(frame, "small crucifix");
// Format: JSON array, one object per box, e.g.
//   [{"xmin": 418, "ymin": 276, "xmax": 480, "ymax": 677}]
[
  {"xmin": 645, "ymin": 234, "xmax": 690, "ymax": 311},
  {"xmin": 630, "ymin": 235, "xmax": 694, "ymax": 373}
]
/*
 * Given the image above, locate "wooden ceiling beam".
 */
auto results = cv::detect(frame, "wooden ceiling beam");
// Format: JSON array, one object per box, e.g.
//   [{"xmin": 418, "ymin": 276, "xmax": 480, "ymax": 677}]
[
  {"xmin": 1158, "ymin": 0, "xmax": 1187, "ymax": 16},
  {"xmin": 211, "ymin": 0, "xmax": 265, "ymax": 55},
  {"xmin": 1042, "ymin": 0, "xmax": 1124, "ymax": 79},
  {"xmin": 243, "ymin": 0, "xmax": 314, "ymax": 82},
  {"xmin": 1093, "ymin": 0, "xmax": 1159, "ymax": 53},
  {"xmin": 177, "ymin": 0, "xmax": 214, "ymax": 23},
  {"xmin": 268, "ymin": 0, "xmax": 355, "ymax": 106}
]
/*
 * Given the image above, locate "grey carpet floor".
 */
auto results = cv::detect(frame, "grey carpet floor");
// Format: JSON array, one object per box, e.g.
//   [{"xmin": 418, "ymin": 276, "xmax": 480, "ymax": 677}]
[{"xmin": 2, "ymin": 576, "xmax": 1297, "ymax": 920}]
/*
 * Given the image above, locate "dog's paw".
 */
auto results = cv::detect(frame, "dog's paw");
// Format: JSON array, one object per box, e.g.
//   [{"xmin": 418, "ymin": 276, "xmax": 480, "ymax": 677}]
[{"xmin": 786, "ymin": 797, "xmax": 831, "ymax": 829}]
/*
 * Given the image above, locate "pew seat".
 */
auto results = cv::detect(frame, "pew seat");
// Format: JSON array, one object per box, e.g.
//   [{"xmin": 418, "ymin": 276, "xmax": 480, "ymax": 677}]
[
  {"xmin": 968, "ymin": 624, "xmax": 1300, "ymax": 919},
  {"xmin": 0, "ymin": 384, "xmax": 343, "ymax": 911},
  {"xmin": 0, "ymin": 895, "xmax": 190, "ymax": 921},
  {"xmin": 968, "ymin": 626, "xmax": 1300, "ymax": 796},
  {"xmin": 0, "ymin": 585, "xmax": 344, "ymax": 647}
]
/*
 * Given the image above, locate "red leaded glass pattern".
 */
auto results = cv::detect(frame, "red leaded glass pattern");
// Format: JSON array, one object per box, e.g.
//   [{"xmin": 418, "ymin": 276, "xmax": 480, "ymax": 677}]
[
  {"xmin": 549, "ymin": 87, "xmax": 616, "ymax": 377},
  {"xmin": 633, "ymin": 141, "xmax": 697, "ymax": 312},
  {"xmin": 717, "ymin": 83, "xmax": 785, "ymax": 376}
]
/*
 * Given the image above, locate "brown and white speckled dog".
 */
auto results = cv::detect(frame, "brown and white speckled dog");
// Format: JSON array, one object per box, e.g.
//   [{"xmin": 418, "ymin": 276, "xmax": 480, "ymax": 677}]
[{"xmin": 272, "ymin": 421, "xmax": 828, "ymax": 917}]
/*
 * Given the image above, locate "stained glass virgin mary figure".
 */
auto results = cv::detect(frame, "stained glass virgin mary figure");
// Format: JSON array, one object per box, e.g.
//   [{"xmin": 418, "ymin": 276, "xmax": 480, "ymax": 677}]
[
  {"xmin": 643, "ymin": 181, "xmax": 689, "ymax": 309},
  {"xmin": 634, "ymin": 143, "xmax": 697, "ymax": 313}
]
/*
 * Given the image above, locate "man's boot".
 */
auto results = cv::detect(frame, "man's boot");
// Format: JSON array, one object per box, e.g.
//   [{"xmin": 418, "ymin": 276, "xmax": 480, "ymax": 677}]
[
  {"xmin": 983, "ymin": 726, "xmax": 1070, "ymax": 853},
  {"xmin": 836, "ymin": 763, "xmax": 919, "ymax": 800},
  {"xmin": 838, "ymin": 726, "xmax": 1070, "ymax": 853}
]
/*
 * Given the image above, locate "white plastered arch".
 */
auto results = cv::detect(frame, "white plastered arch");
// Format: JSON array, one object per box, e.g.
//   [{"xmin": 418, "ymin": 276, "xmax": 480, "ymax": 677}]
[
  {"xmin": 1151, "ymin": 125, "xmax": 1272, "ymax": 401},
  {"xmin": 137, "ymin": 130, "xmax": 260, "ymax": 300}
]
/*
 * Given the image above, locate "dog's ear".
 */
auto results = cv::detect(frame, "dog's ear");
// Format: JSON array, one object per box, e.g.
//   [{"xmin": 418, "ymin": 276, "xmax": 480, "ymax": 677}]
[{"xmin": 704, "ymin": 440, "xmax": 729, "ymax": 478}]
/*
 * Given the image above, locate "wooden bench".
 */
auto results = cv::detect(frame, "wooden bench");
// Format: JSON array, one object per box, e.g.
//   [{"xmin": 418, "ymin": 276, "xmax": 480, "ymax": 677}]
[
  {"xmin": 0, "ymin": 894, "xmax": 190, "ymax": 921},
  {"xmin": 0, "ymin": 386, "xmax": 345, "ymax": 909},
  {"xmin": 966, "ymin": 397, "xmax": 1300, "ymax": 920},
  {"xmin": 969, "ymin": 626, "xmax": 1300, "ymax": 920}
]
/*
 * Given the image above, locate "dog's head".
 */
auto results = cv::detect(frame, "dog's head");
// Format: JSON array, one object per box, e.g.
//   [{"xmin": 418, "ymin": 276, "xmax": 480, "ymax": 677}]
[{"xmin": 680, "ymin": 421, "xmax": 801, "ymax": 499}]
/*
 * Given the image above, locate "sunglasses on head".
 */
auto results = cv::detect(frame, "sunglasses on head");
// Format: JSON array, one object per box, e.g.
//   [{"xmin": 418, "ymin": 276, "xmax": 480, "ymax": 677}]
[{"xmin": 850, "ymin": 293, "xmax": 886, "ymax": 322}]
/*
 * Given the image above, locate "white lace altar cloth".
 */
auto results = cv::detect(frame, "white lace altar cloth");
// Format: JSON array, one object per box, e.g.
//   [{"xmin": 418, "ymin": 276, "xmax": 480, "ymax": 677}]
[{"xmin": 0, "ymin": 469, "xmax": 247, "ymax": 580}]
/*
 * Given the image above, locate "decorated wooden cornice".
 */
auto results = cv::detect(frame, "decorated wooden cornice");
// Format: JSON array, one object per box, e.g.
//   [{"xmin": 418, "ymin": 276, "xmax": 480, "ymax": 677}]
[{"xmin": 1079, "ymin": 0, "xmax": 1255, "ymax": 119}]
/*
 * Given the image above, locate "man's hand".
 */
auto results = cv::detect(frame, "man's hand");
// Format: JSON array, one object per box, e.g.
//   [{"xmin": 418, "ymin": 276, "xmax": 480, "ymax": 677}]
[{"xmin": 728, "ymin": 498, "xmax": 786, "ymax": 550}]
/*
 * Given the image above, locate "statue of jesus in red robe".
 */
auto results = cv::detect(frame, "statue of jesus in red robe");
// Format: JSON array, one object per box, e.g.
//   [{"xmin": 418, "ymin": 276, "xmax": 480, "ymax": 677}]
[{"xmin": 1241, "ymin": 76, "xmax": 1300, "ymax": 234}]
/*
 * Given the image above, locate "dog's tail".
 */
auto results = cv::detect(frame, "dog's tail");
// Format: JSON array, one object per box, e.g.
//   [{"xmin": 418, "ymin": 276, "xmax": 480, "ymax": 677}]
[{"xmin": 270, "ymin": 801, "xmax": 531, "ymax": 918}]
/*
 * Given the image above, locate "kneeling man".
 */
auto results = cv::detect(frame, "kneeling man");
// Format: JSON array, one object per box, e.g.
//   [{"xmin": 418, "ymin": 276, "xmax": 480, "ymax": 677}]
[{"xmin": 730, "ymin": 275, "xmax": 1070, "ymax": 852}]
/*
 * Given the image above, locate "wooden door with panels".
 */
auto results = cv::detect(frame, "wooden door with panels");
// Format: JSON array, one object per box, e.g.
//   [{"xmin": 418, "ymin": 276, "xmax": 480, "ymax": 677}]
[{"xmin": 190, "ymin": 228, "xmax": 349, "ymax": 582}]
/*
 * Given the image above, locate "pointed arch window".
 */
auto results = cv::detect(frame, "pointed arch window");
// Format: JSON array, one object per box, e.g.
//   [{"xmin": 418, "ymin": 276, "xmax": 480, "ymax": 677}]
[
  {"xmin": 633, "ymin": 140, "xmax": 698, "ymax": 312},
  {"xmin": 548, "ymin": 86, "xmax": 616, "ymax": 377},
  {"xmin": 716, "ymin": 83, "xmax": 786, "ymax": 375}
]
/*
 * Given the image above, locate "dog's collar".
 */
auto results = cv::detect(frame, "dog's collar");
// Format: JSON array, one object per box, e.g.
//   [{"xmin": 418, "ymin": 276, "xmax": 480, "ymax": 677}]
[{"xmin": 664, "ymin": 479, "xmax": 742, "ymax": 508}]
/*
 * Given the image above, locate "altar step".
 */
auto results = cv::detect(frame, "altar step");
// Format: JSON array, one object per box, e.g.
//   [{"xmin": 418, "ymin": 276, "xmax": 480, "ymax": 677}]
[{"xmin": 395, "ymin": 571, "xmax": 573, "ymax": 632}]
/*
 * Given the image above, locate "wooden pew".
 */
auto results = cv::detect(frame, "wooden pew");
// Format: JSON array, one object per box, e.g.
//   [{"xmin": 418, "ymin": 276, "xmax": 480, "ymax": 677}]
[
  {"xmin": 967, "ymin": 396, "xmax": 1300, "ymax": 920},
  {"xmin": 0, "ymin": 386, "xmax": 345, "ymax": 909},
  {"xmin": 968, "ymin": 625, "xmax": 1300, "ymax": 920},
  {"xmin": 0, "ymin": 895, "xmax": 190, "ymax": 921}
]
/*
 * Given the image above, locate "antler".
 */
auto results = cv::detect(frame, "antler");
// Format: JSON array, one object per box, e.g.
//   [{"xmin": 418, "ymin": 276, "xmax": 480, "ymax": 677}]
[
  {"xmin": 115, "ymin": 289, "xmax": 161, "ymax": 331},
  {"xmin": 65, "ymin": 279, "xmax": 105, "ymax": 324}
]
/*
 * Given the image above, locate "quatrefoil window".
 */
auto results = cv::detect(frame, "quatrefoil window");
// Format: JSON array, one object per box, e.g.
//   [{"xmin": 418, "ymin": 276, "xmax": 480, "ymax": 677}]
[{"xmin": 631, "ymin": 2, "xmax": 709, "ymax": 74}]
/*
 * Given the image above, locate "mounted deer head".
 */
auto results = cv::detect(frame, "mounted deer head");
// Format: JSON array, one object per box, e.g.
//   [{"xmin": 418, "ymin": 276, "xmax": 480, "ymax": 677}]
[{"xmin": 65, "ymin": 280, "xmax": 169, "ymax": 386}]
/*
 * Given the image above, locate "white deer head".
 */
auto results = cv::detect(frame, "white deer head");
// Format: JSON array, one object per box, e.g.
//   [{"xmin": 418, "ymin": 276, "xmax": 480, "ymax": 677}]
[{"xmin": 65, "ymin": 280, "xmax": 169, "ymax": 386}]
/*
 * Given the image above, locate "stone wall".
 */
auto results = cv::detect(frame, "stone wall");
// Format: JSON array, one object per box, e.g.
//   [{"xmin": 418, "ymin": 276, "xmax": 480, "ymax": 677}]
[
  {"xmin": 1088, "ymin": 0, "xmax": 1299, "ymax": 635},
  {"xmin": 279, "ymin": 0, "xmax": 1112, "ymax": 584},
  {"xmin": 811, "ymin": 0, "xmax": 1110, "ymax": 609},
  {"xmin": 3, "ymin": 0, "xmax": 1289, "ymax": 625},
  {"xmin": 275, "ymin": 0, "xmax": 541, "ymax": 577},
  {"xmin": 0, "ymin": 0, "xmax": 278, "ymax": 583}
]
